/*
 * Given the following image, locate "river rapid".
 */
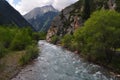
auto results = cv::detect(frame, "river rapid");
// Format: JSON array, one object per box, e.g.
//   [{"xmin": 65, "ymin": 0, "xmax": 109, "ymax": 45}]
[{"xmin": 12, "ymin": 40, "xmax": 118, "ymax": 80}]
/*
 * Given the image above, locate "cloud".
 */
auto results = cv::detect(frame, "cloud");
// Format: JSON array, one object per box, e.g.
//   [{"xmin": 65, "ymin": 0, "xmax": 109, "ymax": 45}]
[
  {"xmin": 53, "ymin": 0, "xmax": 78, "ymax": 10},
  {"xmin": 7, "ymin": 0, "xmax": 78, "ymax": 15}
]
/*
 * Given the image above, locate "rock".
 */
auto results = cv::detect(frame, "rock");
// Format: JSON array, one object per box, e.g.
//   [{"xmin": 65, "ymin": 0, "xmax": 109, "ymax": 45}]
[
  {"xmin": 74, "ymin": 51, "xmax": 79, "ymax": 54},
  {"xmin": 46, "ymin": 0, "xmax": 120, "ymax": 42}
]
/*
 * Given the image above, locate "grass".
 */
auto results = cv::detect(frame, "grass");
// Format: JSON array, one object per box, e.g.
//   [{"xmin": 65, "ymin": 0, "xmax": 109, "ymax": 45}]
[
  {"xmin": 0, "ymin": 25, "xmax": 40, "ymax": 80},
  {"xmin": 19, "ymin": 44, "xmax": 39, "ymax": 66},
  {"xmin": 0, "ymin": 44, "xmax": 39, "ymax": 80},
  {"xmin": 0, "ymin": 51, "xmax": 25, "ymax": 80}
]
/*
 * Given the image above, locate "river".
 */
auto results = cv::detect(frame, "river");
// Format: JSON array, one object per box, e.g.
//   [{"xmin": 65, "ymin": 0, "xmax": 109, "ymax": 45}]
[{"xmin": 12, "ymin": 40, "xmax": 117, "ymax": 80}]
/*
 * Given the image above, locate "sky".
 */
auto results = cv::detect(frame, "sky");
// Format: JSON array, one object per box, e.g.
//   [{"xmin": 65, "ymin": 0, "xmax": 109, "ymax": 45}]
[{"xmin": 6, "ymin": 0, "xmax": 78, "ymax": 15}]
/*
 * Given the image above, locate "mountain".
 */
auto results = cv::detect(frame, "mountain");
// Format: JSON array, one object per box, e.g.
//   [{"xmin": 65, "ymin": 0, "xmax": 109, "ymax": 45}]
[
  {"xmin": 0, "ymin": 0, "xmax": 34, "ymax": 30},
  {"xmin": 24, "ymin": 5, "xmax": 59, "ymax": 31},
  {"xmin": 46, "ymin": 0, "xmax": 120, "ymax": 42}
]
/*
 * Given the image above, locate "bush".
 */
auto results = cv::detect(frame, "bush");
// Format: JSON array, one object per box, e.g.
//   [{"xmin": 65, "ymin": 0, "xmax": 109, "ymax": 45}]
[
  {"xmin": 74, "ymin": 10, "xmax": 120, "ymax": 62},
  {"xmin": 51, "ymin": 35, "xmax": 59, "ymax": 44},
  {"xmin": 10, "ymin": 29, "xmax": 32, "ymax": 51},
  {"xmin": 0, "ymin": 27, "xmax": 13, "ymax": 58},
  {"xmin": 19, "ymin": 44, "xmax": 39, "ymax": 65},
  {"xmin": 32, "ymin": 31, "xmax": 46, "ymax": 41},
  {"xmin": 61, "ymin": 34, "xmax": 73, "ymax": 47},
  {"xmin": 0, "ymin": 27, "xmax": 14, "ymax": 48},
  {"xmin": 69, "ymin": 40, "xmax": 80, "ymax": 52},
  {"xmin": 0, "ymin": 43, "xmax": 7, "ymax": 58},
  {"xmin": 0, "ymin": 25, "xmax": 41, "ymax": 60},
  {"xmin": 38, "ymin": 32, "xmax": 47, "ymax": 40},
  {"xmin": 61, "ymin": 34, "xmax": 80, "ymax": 51}
]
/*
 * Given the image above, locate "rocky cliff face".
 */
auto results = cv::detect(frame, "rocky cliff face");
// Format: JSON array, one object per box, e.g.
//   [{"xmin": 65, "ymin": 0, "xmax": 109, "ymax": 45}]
[
  {"xmin": 46, "ymin": 0, "xmax": 120, "ymax": 42},
  {"xmin": 0, "ymin": 0, "xmax": 34, "ymax": 30}
]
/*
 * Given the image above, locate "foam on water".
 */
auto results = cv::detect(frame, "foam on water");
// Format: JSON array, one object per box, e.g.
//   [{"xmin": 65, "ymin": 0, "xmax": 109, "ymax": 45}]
[{"xmin": 12, "ymin": 40, "xmax": 115, "ymax": 80}]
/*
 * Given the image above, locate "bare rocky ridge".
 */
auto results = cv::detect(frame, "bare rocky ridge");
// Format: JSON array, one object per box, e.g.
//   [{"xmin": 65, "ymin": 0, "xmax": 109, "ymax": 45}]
[
  {"xmin": 24, "ymin": 5, "xmax": 59, "ymax": 31},
  {"xmin": 24, "ymin": 5, "xmax": 58, "ymax": 20}
]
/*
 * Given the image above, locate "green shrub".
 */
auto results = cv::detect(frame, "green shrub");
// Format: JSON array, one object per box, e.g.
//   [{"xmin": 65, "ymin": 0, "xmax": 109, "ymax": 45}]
[
  {"xmin": 0, "ymin": 43, "xmax": 7, "ymax": 58},
  {"xmin": 61, "ymin": 34, "xmax": 73, "ymax": 47},
  {"xmin": 19, "ymin": 44, "xmax": 39, "ymax": 65},
  {"xmin": 69, "ymin": 40, "xmax": 80, "ymax": 51},
  {"xmin": 61, "ymin": 34, "xmax": 80, "ymax": 51},
  {"xmin": 38, "ymin": 32, "xmax": 47, "ymax": 40},
  {"xmin": 51, "ymin": 35, "xmax": 59, "ymax": 44},
  {"xmin": 32, "ymin": 32, "xmax": 40, "ymax": 41},
  {"xmin": 0, "ymin": 25, "xmax": 40, "ymax": 64},
  {"xmin": 32, "ymin": 32, "xmax": 46, "ymax": 41},
  {"xmin": 74, "ymin": 10, "xmax": 120, "ymax": 62},
  {"xmin": 0, "ymin": 26, "xmax": 18, "ymax": 58},
  {"xmin": 0, "ymin": 27, "xmax": 14, "ymax": 48},
  {"xmin": 10, "ymin": 30, "xmax": 32, "ymax": 51}
]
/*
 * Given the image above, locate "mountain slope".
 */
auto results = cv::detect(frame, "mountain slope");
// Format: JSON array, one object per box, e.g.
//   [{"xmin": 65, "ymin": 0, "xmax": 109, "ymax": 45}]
[
  {"xmin": 46, "ymin": 0, "xmax": 120, "ymax": 42},
  {"xmin": 0, "ymin": 0, "xmax": 34, "ymax": 30},
  {"xmin": 24, "ymin": 5, "xmax": 59, "ymax": 31}
]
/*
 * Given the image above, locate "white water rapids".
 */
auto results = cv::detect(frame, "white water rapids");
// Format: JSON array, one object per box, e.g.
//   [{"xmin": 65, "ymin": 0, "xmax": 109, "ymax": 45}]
[{"xmin": 12, "ymin": 41, "xmax": 118, "ymax": 80}]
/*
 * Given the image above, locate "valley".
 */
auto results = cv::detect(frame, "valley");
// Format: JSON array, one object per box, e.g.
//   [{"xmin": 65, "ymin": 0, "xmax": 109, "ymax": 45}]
[{"xmin": 0, "ymin": 0, "xmax": 120, "ymax": 80}]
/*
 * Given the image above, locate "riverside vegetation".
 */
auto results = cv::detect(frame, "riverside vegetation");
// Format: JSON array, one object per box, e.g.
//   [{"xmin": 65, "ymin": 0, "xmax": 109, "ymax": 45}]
[
  {"xmin": 51, "ymin": 10, "xmax": 120, "ymax": 74},
  {"xmin": 0, "ymin": 25, "xmax": 46, "ymax": 80}
]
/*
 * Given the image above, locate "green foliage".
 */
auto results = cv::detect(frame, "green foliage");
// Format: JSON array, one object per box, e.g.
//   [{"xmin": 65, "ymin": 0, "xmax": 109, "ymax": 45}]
[
  {"xmin": 10, "ymin": 29, "xmax": 32, "ymax": 50},
  {"xmin": 0, "ymin": 43, "xmax": 7, "ymax": 58},
  {"xmin": 0, "ymin": 25, "xmax": 40, "ymax": 77},
  {"xmin": 0, "ymin": 25, "xmax": 40, "ymax": 59},
  {"xmin": 61, "ymin": 34, "xmax": 73, "ymax": 47},
  {"xmin": 0, "ymin": 27, "xmax": 14, "ymax": 48},
  {"xmin": 32, "ymin": 31, "xmax": 46, "ymax": 41},
  {"xmin": 51, "ymin": 35, "xmax": 59, "ymax": 44},
  {"xmin": 38, "ymin": 32, "xmax": 46, "ymax": 40},
  {"xmin": 0, "ymin": 26, "xmax": 14, "ymax": 58},
  {"xmin": 74, "ymin": 10, "xmax": 120, "ymax": 61},
  {"xmin": 19, "ymin": 44, "xmax": 39, "ymax": 65},
  {"xmin": 70, "ymin": 40, "xmax": 80, "ymax": 51}
]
